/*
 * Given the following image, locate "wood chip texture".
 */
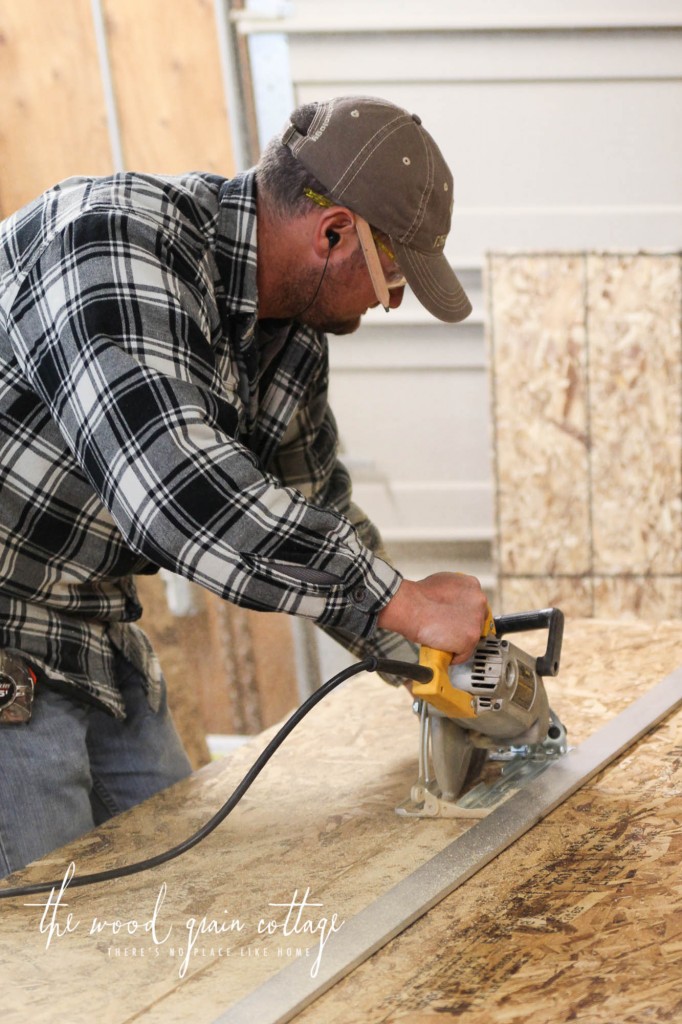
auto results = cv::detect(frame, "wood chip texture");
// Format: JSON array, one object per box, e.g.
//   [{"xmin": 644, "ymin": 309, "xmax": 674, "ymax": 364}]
[
  {"xmin": 487, "ymin": 252, "xmax": 682, "ymax": 616},
  {"xmin": 1, "ymin": 619, "xmax": 680, "ymax": 1024}
]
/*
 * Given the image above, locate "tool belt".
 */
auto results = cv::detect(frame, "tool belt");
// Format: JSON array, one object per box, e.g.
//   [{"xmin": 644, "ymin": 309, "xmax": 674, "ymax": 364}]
[{"xmin": 0, "ymin": 650, "xmax": 37, "ymax": 723}]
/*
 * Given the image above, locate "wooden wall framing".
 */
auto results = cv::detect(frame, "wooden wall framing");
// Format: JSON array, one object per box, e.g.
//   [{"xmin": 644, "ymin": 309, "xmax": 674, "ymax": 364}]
[{"xmin": 488, "ymin": 251, "xmax": 682, "ymax": 617}]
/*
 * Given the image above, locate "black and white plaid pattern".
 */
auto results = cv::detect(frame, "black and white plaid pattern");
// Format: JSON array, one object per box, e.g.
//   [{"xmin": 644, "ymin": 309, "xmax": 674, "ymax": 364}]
[{"xmin": 0, "ymin": 171, "xmax": 411, "ymax": 717}]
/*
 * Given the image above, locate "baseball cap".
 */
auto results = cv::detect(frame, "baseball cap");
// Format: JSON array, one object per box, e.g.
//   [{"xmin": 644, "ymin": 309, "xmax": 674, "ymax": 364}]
[{"xmin": 281, "ymin": 96, "xmax": 471, "ymax": 324}]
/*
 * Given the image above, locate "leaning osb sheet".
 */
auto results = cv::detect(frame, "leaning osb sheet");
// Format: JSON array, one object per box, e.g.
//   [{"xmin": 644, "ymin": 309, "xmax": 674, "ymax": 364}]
[
  {"xmin": 488, "ymin": 255, "xmax": 590, "ymax": 576},
  {"xmin": 501, "ymin": 575, "xmax": 682, "ymax": 620},
  {"xmin": 587, "ymin": 255, "xmax": 682, "ymax": 575},
  {"xmin": 499, "ymin": 575, "xmax": 593, "ymax": 617},
  {"xmin": 593, "ymin": 575, "xmax": 682, "ymax": 620}
]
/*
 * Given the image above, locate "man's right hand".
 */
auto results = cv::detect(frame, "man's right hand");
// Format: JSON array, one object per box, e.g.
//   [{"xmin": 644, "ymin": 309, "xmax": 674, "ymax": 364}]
[{"xmin": 376, "ymin": 572, "xmax": 489, "ymax": 665}]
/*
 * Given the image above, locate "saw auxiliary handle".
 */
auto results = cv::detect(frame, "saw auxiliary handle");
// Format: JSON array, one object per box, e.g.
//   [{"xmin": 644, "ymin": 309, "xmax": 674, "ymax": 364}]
[{"xmin": 493, "ymin": 607, "xmax": 564, "ymax": 676}]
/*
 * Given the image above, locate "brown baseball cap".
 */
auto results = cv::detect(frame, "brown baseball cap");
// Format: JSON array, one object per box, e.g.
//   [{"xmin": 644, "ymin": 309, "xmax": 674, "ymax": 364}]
[{"xmin": 282, "ymin": 95, "xmax": 471, "ymax": 324}]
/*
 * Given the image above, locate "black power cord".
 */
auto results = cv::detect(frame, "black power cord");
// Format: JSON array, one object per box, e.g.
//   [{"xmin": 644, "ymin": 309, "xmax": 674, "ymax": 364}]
[{"xmin": 0, "ymin": 656, "xmax": 432, "ymax": 899}]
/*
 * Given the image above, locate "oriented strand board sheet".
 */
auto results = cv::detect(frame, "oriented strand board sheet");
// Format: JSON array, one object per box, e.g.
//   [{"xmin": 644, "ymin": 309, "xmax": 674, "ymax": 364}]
[
  {"xmin": 1, "ymin": 619, "xmax": 681, "ymax": 1023},
  {"xmin": 588, "ymin": 254, "xmax": 682, "ymax": 575},
  {"xmin": 296, "ymin": 711, "xmax": 682, "ymax": 1024},
  {"xmin": 487, "ymin": 254, "xmax": 591, "ymax": 578},
  {"xmin": 593, "ymin": 575, "xmax": 682, "ymax": 620},
  {"xmin": 500, "ymin": 575, "xmax": 594, "ymax": 618},
  {"xmin": 503, "ymin": 576, "xmax": 682, "ymax": 622},
  {"xmin": 488, "ymin": 252, "xmax": 682, "ymax": 617}
]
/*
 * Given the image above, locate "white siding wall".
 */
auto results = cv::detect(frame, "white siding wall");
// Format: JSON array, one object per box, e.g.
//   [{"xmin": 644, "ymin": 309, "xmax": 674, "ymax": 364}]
[{"xmin": 235, "ymin": 0, "xmax": 682, "ymax": 572}]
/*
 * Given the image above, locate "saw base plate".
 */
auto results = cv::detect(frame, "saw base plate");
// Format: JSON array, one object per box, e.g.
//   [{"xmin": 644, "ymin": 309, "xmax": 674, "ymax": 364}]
[{"xmin": 396, "ymin": 747, "xmax": 570, "ymax": 819}]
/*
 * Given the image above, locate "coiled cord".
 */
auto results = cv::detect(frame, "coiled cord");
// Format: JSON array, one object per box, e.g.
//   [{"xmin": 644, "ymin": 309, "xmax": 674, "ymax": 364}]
[{"xmin": 0, "ymin": 656, "xmax": 431, "ymax": 899}]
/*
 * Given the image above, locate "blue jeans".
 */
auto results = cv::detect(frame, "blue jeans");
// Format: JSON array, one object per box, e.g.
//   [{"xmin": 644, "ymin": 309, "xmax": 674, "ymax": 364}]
[{"xmin": 0, "ymin": 654, "xmax": 192, "ymax": 878}]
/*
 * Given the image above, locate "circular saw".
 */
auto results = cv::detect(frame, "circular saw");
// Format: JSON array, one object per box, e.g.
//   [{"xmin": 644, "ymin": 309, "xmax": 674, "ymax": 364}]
[{"xmin": 397, "ymin": 608, "xmax": 568, "ymax": 818}]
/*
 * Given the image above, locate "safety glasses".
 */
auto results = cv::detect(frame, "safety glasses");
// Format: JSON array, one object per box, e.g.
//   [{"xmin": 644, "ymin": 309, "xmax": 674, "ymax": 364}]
[
  {"xmin": 304, "ymin": 189, "xmax": 406, "ymax": 311},
  {"xmin": 353, "ymin": 215, "xmax": 406, "ymax": 311}
]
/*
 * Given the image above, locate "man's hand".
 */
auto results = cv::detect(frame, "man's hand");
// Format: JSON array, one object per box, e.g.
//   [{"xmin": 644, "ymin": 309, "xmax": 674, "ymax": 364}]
[{"xmin": 377, "ymin": 572, "xmax": 488, "ymax": 665}]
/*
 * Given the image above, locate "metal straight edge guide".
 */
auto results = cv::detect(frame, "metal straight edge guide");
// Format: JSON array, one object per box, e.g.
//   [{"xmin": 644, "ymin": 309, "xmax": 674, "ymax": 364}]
[{"xmin": 213, "ymin": 666, "xmax": 682, "ymax": 1024}]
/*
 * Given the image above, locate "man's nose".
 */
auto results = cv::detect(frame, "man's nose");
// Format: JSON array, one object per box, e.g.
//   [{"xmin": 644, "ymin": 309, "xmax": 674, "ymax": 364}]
[{"xmin": 389, "ymin": 286, "xmax": 405, "ymax": 309}]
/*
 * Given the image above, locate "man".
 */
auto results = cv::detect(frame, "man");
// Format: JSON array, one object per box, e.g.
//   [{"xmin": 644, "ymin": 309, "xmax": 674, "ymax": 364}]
[{"xmin": 0, "ymin": 95, "xmax": 487, "ymax": 877}]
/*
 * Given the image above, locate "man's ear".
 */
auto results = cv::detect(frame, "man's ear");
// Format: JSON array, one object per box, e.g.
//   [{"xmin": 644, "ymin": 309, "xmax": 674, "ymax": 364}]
[{"xmin": 312, "ymin": 207, "xmax": 355, "ymax": 258}]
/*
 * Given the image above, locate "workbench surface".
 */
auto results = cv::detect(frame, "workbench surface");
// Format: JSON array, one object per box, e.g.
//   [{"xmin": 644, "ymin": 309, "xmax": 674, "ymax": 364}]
[{"xmin": 2, "ymin": 619, "xmax": 681, "ymax": 1024}]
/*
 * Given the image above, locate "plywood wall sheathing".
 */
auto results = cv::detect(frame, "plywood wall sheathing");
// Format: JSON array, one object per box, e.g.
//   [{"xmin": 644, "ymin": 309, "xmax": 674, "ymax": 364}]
[
  {"xmin": 101, "ymin": 0, "xmax": 235, "ymax": 174},
  {"xmin": 0, "ymin": 0, "xmax": 236, "ymax": 213},
  {"xmin": 488, "ymin": 252, "xmax": 682, "ymax": 617},
  {"xmin": 0, "ymin": 0, "xmax": 113, "ymax": 217}
]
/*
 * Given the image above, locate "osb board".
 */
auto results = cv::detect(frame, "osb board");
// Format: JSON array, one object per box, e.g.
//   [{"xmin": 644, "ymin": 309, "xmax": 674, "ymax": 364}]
[
  {"xmin": 487, "ymin": 252, "xmax": 682, "ymax": 617},
  {"xmin": 588, "ymin": 255, "xmax": 682, "ymax": 576},
  {"xmin": 488, "ymin": 254, "xmax": 591, "ymax": 578},
  {"xmin": 102, "ymin": 0, "xmax": 235, "ymax": 174},
  {"xmin": 501, "ymin": 576, "xmax": 682, "ymax": 622},
  {"xmin": 0, "ymin": 0, "xmax": 113, "ymax": 217},
  {"xmin": 1, "ymin": 620, "xmax": 680, "ymax": 1024},
  {"xmin": 297, "ymin": 723, "xmax": 682, "ymax": 1024}
]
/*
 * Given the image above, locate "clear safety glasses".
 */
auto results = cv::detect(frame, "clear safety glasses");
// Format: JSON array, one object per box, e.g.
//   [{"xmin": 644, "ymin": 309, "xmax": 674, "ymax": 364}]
[{"xmin": 304, "ymin": 189, "xmax": 407, "ymax": 311}]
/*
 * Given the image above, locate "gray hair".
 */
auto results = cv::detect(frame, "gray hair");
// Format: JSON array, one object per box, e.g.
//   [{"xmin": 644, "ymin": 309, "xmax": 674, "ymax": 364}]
[{"xmin": 256, "ymin": 102, "xmax": 333, "ymax": 219}]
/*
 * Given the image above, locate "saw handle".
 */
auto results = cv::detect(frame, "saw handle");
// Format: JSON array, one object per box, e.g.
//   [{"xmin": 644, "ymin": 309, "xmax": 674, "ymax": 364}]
[
  {"xmin": 494, "ymin": 607, "xmax": 564, "ymax": 677},
  {"xmin": 413, "ymin": 602, "xmax": 497, "ymax": 718}
]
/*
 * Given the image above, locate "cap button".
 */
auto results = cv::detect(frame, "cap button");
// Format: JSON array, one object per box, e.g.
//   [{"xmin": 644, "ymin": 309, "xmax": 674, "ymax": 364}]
[{"xmin": 411, "ymin": 113, "xmax": 422, "ymax": 125}]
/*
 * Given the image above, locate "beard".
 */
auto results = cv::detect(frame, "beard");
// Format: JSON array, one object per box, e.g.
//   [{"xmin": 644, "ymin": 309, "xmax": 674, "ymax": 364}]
[
  {"xmin": 299, "ymin": 308, "xmax": 362, "ymax": 336},
  {"xmin": 285, "ymin": 251, "xmax": 367, "ymax": 335}
]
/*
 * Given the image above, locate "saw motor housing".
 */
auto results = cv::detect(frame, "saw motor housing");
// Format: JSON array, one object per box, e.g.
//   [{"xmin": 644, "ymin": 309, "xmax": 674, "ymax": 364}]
[{"xmin": 447, "ymin": 634, "xmax": 550, "ymax": 743}]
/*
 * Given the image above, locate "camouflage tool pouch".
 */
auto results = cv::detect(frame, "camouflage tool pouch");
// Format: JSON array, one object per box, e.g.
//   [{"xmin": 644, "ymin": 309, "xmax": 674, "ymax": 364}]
[{"xmin": 0, "ymin": 650, "xmax": 37, "ymax": 723}]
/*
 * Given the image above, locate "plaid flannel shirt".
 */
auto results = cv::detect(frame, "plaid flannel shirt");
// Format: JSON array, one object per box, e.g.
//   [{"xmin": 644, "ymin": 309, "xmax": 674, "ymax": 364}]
[{"xmin": 0, "ymin": 171, "xmax": 412, "ymax": 717}]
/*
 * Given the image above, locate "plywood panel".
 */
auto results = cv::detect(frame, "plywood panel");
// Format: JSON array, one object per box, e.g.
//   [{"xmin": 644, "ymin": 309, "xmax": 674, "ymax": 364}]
[
  {"xmin": 200, "ymin": 594, "xmax": 300, "ymax": 735},
  {"xmin": 102, "ymin": 0, "xmax": 235, "ymax": 173},
  {"xmin": 136, "ymin": 574, "xmax": 212, "ymax": 769},
  {"xmin": 136, "ymin": 575, "xmax": 300, "ymax": 743},
  {"xmin": 488, "ymin": 254, "xmax": 590, "ymax": 576},
  {"xmin": 0, "ymin": 0, "xmax": 113, "ymax": 217}
]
